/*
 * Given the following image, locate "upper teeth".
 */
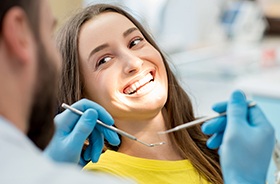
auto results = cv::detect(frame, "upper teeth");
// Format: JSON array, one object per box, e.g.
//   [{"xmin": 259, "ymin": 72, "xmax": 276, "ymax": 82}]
[{"xmin": 124, "ymin": 73, "xmax": 153, "ymax": 94}]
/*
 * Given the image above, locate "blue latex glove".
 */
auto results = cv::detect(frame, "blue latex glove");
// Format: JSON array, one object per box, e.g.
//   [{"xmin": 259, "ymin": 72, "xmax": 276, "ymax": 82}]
[
  {"xmin": 202, "ymin": 99, "xmax": 256, "ymax": 149},
  {"xmin": 202, "ymin": 90, "xmax": 275, "ymax": 184},
  {"xmin": 44, "ymin": 99, "xmax": 120, "ymax": 166},
  {"xmin": 201, "ymin": 101, "xmax": 227, "ymax": 149}
]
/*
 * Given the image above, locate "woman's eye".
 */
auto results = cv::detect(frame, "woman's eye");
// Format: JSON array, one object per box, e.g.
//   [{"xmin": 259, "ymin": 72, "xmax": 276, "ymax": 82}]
[
  {"xmin": 129, "ymin": 37, "xmax": 143, "ymax": 48},
  {"xmin": 97, "ymin": 56, "xmax": 112, "ymax": 67}
]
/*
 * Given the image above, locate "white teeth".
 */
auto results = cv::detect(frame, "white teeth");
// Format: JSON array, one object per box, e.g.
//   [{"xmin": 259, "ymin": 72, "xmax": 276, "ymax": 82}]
[{"xmin": 124, "ymin": 73, "xmax": 153, "ymax": 94}]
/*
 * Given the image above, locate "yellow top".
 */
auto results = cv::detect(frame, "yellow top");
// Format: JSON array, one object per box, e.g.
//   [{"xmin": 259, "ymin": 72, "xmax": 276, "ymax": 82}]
[{"xmin": 84, "ymin": 150, "xmax": 211, "ymax": 184}]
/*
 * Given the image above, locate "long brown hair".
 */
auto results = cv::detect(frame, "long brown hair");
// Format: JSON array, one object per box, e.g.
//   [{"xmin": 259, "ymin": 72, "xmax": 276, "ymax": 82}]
[{"xmin": 56, "ymin": 4, "xmax": 222, "ymax": 184}]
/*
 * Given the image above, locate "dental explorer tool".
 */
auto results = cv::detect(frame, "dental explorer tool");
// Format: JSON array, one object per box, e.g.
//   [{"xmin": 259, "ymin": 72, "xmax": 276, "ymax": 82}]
[
  {"xmin": 158, "ymin": 102, "xmax": 257, "ymax": 134},
  {"xmin": 61, "ymin": 103, "xmax": 165, "ymax": 147}
]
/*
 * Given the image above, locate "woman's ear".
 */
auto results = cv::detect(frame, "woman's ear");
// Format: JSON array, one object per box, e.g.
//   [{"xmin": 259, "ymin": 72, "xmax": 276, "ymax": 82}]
[{"xmin": 2, "ymin": 7, "xmax": 35, "ymax": 64}]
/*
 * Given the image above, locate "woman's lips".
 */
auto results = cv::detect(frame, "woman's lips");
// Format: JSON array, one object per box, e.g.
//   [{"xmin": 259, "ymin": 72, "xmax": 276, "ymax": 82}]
[{"xmin": 123, "ymin": 72, "xmax": 154, "ymax": 95}]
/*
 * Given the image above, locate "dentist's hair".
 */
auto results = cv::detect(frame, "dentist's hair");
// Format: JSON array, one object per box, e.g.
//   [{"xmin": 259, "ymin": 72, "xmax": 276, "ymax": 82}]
[{"xmin": 56, "ymin": 4, "xmax": 222, "ymax": 184}]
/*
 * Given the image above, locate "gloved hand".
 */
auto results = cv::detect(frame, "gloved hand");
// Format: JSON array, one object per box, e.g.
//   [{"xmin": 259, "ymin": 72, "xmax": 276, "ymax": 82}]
[
  {"xmin": 44, "ymin": 99, "xmax": 120, "ymax": 166},
  {"xmin": 201, "ymin": 100, "xmax": 227, "ymax": 149},
  {"xmin": 202, "ymin": 90, "xmax": 275, "ymax": 184}
]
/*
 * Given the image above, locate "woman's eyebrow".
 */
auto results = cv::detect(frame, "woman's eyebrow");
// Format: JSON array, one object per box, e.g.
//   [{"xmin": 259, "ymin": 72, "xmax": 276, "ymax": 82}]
[
  {"xmin": 87, "ymin": 27, "xmax": 138, "ymax": 61},
  {"xmin": 88, "ymin": 43, "xmax": 109, "ymax": 61},
  {"xmin": 123, "ymin": 27, "xmax": 138, "ymax": 38}
]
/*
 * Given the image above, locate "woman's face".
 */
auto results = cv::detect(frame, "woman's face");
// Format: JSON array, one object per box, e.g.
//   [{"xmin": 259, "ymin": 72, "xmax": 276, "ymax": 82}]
[{"xmin": 78, "ymin": 12, "xmax": 168, "ymax": 121}]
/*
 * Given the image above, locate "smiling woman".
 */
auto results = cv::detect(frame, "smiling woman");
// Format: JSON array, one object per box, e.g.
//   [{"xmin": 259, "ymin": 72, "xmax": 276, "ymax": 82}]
[{"xmin": 56, "ymin": 4, "xmax": 223, "ymax": 184}]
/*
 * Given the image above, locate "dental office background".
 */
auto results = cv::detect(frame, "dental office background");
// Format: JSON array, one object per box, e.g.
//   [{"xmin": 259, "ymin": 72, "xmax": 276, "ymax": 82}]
[{"xmin": 51, "ymin": 0, "xmax": 280, "ymax": 183}]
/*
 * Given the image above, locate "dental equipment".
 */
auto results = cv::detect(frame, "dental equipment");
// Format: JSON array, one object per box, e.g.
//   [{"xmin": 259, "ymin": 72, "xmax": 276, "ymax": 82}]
[
  {"xmin": 158, "ymin": 102, "xmax": 257, "ymax": 134},
  {"xmin": 61, "ymin": 103, "xmax": 165, "ymax": 147}
]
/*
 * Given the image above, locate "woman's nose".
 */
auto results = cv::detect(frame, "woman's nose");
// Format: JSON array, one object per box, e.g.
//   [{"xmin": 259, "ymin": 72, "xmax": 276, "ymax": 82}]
[{"xmin": 122, "ymin": 52, "xmax": 143, "ymax": 74}]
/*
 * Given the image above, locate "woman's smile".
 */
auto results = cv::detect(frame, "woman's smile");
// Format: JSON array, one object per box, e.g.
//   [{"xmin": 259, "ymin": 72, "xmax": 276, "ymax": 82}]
[{"xmin": 123, "ymin": 71, "xmax": 155, "ymax": 95}]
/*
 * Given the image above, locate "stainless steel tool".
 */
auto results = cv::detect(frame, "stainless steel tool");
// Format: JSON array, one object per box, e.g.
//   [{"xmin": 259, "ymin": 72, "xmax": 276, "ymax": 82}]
[
  {"xmin": 158, "ymin": 101, "xmax": 257, "ymax": 134},
  {"xmin": 62, "ymin": 103, "xmax": 165, "ymax": 147}
]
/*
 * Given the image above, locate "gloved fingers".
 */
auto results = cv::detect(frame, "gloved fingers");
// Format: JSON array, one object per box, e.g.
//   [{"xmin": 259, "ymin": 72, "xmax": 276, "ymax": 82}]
[
  {"xmin": 227, "ymin": 90, "xmax": 248, "ymax": 127},
  {"xmin": 70, "ymin": 109, "xmax": 98, "ymax": 149},
  {"xmin": 248, "ymin": 105, "xmax": 275, "ymax": 140},
  {"xmin": 79, "ymin": 155, "xmax": 89, "ymax": 167},
  {"xmin": 54, "ymin": 99, "xmax": 96, "ymax": 134},
  {"xmin": 83, "ymin": 143, "xmax": 92, "ymax": 162},
  {"xmin": 54, "ymin": 110, "xmax": 81, "ymax": 134},
  {"xmin": 201, "ymin": 116, "xmax": 226, "ymax": 135},
  {"xmin": 77, "ymin": 99, "xmax": 114, "ymax": 126},
  {"xmin": 88, "ymin": 128, "xmax": 104, "ymax": 163},
  {"xmin": 206, "ymin": 132, "xmax": 224, "ymax": 149},
  {"xmin": 212, "ymin": 100, "xmax": 253, "ymax": 114},
  {"xmin": 212, "ymin": 101, "xmax": 227, "ymax": 113},
  {"xmin": 54, "ymin": 99, "xmax": 114, "ymax": 134},
  {"xmin": 95, "ymin": 124, "xmax": 120, "ymax": 146},
  {"xmin": 248, "ymin": 105, "xmax": 269, "ymax": 127}
]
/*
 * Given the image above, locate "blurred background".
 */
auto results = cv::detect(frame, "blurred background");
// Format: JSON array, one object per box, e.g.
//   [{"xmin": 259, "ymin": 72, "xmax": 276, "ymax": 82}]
[{"xmin": 50, "ymin": 0, "xmax": 280, "ymax": 183}]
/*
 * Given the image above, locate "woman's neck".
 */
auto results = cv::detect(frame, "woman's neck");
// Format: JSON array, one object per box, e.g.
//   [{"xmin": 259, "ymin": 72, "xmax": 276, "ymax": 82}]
[{"xmin": 115, "ymin": 110, "xmax": 183, "ymax": 160}]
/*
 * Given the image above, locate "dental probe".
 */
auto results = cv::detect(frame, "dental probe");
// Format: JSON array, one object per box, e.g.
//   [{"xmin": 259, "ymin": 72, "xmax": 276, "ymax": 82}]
[
  {"xmin": 158, "ymin": 102, "xmax": 257, "ymax": 134},
  {"xmin": 62, "ymin": 103, "xmax": 165, "ymax": 147}
]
